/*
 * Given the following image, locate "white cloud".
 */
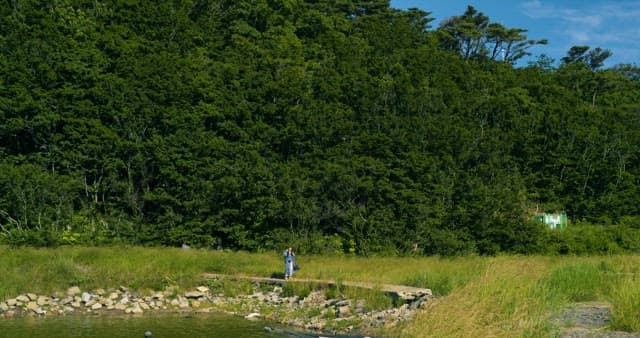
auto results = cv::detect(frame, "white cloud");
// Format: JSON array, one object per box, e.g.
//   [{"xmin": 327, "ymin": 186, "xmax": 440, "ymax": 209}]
[{"xmin": 520, "ymin": 0, "xmax": 640, "ymax": 64}]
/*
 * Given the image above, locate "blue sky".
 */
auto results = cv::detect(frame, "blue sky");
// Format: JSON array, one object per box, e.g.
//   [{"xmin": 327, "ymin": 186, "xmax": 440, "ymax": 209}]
[{"xmin": 390, "ymin": 0, "xmax": 640, "ymax": 67}]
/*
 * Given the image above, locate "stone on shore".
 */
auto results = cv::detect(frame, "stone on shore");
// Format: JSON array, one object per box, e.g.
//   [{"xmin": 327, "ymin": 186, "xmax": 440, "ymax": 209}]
[
  {"xmin": 184, "ymin": 291, "xmax": 204, "ymax": 299},
  {"xmin": 0, "ymin": 281, "xmax": 431, "ymax": 334},
  {"xmin": 244, "ymin": 312, "xmax": 261, "ymax": 320},
  {"xmin": 67, "ymin": 286, "xmax": 82, "ymax": 296}
]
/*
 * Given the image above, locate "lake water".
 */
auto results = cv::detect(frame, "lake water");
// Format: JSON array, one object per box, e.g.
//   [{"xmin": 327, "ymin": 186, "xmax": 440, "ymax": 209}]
[{"xmin": 0, "ymin": 313, "xmax": 287, "ymax": 338}]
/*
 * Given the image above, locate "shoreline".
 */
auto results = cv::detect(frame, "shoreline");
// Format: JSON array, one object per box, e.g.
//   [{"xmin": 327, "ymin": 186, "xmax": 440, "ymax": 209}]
[{"xmin": 0, "ymin": 281, "xmax": 431, "ymax": 336}]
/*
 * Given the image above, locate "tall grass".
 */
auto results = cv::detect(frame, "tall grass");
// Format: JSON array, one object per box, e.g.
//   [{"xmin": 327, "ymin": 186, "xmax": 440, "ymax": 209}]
[
  {"xmin": 0, "ymin": 246, "xmax": 278, "ymax": 297},
  {"xmin": 2, "ymin": 246, "xmax": 640, "ymax": 337},
  {"xmin": 293, "ymin": 255, "xmax": 487, "ymax": 288},
  {"xmin": 609, "ymin": 276, "xmax": 640, "ymax": 332},
  {"xmin": 393, "ymin": 256, "xmax": 640, "ymax": 338}
]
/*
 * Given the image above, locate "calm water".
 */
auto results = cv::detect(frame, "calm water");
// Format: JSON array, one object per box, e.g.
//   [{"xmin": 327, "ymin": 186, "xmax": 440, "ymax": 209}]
[{"xmin": 0, "ymin": 313, "xmax": 287, "ymax": 338}]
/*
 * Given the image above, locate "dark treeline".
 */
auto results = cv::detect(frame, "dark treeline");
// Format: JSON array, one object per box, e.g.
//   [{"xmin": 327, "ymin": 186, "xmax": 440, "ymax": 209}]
[{"xmin": 1, "ymin": 0, "xmax": 639, "ymax": 255}]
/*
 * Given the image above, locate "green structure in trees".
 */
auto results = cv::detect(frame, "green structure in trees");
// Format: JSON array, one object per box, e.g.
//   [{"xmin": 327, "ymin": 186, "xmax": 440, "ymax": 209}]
[{"xmin": 533, "ymin": 212, "xmax": 568, "ymax": 230}]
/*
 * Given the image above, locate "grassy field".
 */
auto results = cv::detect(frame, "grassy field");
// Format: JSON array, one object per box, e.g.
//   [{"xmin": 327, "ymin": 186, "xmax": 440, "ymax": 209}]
[{"xmin": 1, "ymin": 246, "xmax": 639, "ymax": 337}]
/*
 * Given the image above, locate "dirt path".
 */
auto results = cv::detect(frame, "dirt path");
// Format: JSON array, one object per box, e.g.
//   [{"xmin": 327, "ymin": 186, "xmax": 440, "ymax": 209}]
[
  {"xmin": 201, "ymin": 273, "xmax": 432, "ymax": 300},
  {"xmin": 554, "ymin": 302, "xmax": 640, "ymax": 338}
]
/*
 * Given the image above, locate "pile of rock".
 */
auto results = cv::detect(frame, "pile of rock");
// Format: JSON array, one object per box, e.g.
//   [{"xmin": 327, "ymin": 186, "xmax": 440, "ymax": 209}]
[
  {"xmin": 235, "ymin": 286, "xmax": 430, "ymax": 332},
  {"xmin": 0, "ymin": 283, "xmax": 431, "ymax": 334},
  {"xmin": 0, "ymin": 285, "xmax": 207, "ymax": 318}
]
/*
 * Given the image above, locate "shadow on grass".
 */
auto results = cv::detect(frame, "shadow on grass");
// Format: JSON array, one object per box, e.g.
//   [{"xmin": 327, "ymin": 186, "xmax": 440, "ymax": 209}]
[{"xmin": 270, "ymin": 272, "xmax": 286, "ymax": 279}]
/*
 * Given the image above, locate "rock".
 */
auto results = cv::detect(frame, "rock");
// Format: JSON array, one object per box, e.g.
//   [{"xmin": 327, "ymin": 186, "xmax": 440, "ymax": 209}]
[
  {"xmin": 337, "ymin": 305, "xmax": 352, "ymax": 318},
  {"xmin": 305, "ymin": 319, "xmax": 326, "ymax": 331},
  {"xmin": 16, "ymin": 295, "xmax": 30, "ymax": 303},
  {"xmin": 335, "ymin": 299, "xmax": 351, "ymax": 307},
  {"xmin": 114, "ymin": 303, "xmax": 127, "ymax": 311},
  {"xmin": 91, "ymin": 303, "xmax": 103, "ymax": 310},
  {"xmin": 125, "ymin": 305, "xmax": 140, "ymax": 314},
  {"xmin": 6, "ymin": 299, "xmax": 17, "ymax": 307},
  {"xmin": 81, "ymin": 292, "xmax": 92, "ymax": 303},
  {"xmin": 37, "ymin": 296, "xmax": 50, "ymax": 306},
  {"xmin": 196, "ymin": 286, "xmax": 209, "ymax": 293},
  {"xmin": 108, "ymin": 292, "xmax": 119, "ymax": 300},
  {"xmin": 26, "ymin": 302, "xmax": 39, "ymax": 311},
  {"xmin": 244, "ymin": 312, "xmax": 261, "ymax": 320},
  {"xmin": 67, "ymin": 286, "xmax": 82, "ymax": 296},
  {"xmin": 0, "ymin": 302, "xmax": 8, "ymax": 312},
  {"xmin": 34, "ymin": 307, "xmax": 46, "ymax": 316},
  {"xmin": 26, "ymin": 293, "xmax": 38, "ymax": 301},
  {"xmin": 185, "ymin": 291, "xmax": 204, "ymax": 299},
  {"xmin": 60, "ymin": 297, "xmax": 73, "ymax": 305}
]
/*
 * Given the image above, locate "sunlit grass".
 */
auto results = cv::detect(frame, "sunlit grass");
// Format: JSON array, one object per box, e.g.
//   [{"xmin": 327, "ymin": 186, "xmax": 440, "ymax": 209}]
[
  {"xmin": 1, "ymin": 246, "xmax": 639, "ymax": 337},
  {"xmin": 392, "ymin": 255, "xmax": 640, "ymax": 338}
]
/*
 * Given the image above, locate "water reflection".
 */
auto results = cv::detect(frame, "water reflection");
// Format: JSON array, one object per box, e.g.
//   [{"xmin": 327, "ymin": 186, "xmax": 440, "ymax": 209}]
[{"xmin": 0, "ymin": 313, "xmax": 280, "ymax": 338}]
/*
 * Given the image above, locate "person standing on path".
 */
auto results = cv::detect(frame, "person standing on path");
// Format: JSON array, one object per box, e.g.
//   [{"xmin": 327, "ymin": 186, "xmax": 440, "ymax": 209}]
[{"xmin": 283, "ymin": 247, "xmax": 295, "ymax": 280}]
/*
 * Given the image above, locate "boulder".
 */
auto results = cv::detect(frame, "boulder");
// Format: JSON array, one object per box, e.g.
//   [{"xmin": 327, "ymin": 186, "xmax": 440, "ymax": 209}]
[
  {"xmin": 36, "ymin": 296, "xmax": 50, "ymax": 306},
  {"xmin": 184, "ymin": 291, "xmax": 204, "ymax": 299},
  {"xmin": 81, "ymin": 292, "xmax": 92, "ymax": 303},
  {"xmin": 16, "ymin": 295, "xmax": 30, "ymax": 303},
  {"xmin": 67, "ymin": 286, "xmax": 82, "ymax": 296},
  {"xmin": 244, "ymin": 312, "xmax": 261, "ymax": 320},
  {"xmin": 337, "ymin": 305, "xmax": 352, "ymax": 318}
]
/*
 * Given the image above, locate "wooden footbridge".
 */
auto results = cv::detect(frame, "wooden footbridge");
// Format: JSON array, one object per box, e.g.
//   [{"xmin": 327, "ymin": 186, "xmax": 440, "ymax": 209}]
[{"xmin": 201, "ymin": 273, "xmax": 432, "ymax": 301}]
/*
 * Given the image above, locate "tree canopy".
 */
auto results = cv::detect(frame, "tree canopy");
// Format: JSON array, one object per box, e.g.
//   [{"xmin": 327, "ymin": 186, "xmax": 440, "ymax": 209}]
[{"xmin": 1, "ymin": 0, "xmax": 639, "ymax": 255}]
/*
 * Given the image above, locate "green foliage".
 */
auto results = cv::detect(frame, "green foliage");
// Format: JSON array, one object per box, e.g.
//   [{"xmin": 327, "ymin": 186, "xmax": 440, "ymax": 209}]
[
  {"xmin": 545, "ymin": 223, "xmax": 640, "ymax": 255},
  {"xmin": 0, "ymin": 1, "xmax": 639, "ymax": 256}
]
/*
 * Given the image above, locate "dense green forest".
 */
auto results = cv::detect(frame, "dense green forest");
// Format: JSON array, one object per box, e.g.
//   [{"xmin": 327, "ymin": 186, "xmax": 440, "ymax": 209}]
[{"xmin": 1, "ymin": 0, "xmax": 639, "ymax": 255}]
